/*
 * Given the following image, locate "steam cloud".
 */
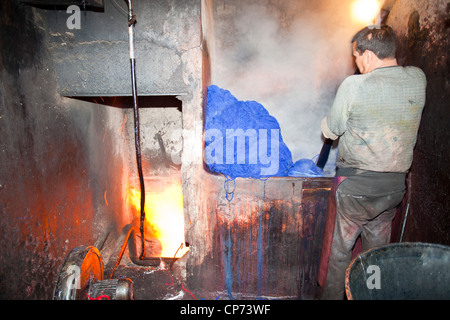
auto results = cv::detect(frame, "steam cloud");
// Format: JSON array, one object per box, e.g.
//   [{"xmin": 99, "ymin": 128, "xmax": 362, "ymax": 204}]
[{"xmin": 209, "ymin": 0, "xmax": 365, "ymax": 170}]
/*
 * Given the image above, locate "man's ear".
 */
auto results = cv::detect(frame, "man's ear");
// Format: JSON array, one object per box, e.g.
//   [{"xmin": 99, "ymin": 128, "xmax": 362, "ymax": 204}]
[{"xmin": 363, "ymin": 50, "xmax": 372, "ymax": 64}]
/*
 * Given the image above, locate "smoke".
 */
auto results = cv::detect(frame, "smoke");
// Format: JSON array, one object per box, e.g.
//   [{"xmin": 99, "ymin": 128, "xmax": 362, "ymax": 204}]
[{"xmin": 209, "ymin": 0, "xmax": 364, "ymax": 165}]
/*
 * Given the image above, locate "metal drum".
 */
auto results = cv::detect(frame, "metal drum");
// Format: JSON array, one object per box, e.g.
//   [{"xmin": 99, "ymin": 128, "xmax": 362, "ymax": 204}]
[{"xmin": 345, "ymin": 242, "xmax": 450, "ymax": 300}]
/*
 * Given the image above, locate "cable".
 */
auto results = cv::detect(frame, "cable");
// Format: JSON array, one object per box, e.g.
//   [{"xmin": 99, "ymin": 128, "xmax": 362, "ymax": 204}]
[
  {"xmin": 125, "ymin": 0, "xmax": 146, "ymax": 260},
  {"xmin": 169, "ymin": 243, "xmax": 184, "ymax": 269}
]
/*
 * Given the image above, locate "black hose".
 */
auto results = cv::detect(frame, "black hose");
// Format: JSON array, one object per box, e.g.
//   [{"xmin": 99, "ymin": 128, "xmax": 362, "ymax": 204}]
[
  {"xmin": 126, "ymin": 0, "xmax": 146, "ymax": 260},
  {"xmin": 131, "ymin": 59, "xmax": 146, "ymax": 260}
]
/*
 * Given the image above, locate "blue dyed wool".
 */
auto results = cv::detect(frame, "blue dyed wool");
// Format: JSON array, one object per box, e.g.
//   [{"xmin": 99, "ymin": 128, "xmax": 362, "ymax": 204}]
[
  {"xmin": 205, "ymin": 85, "xmax": 293, "ymax": 179},
  {"xmin": 205, "ymin": 85, "xmax": 324, "ymax": 178}
]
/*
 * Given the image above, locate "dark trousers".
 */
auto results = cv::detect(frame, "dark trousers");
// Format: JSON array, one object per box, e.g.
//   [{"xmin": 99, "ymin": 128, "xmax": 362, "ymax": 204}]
[{"xmin": 321, "ymin": 170, "xmax": 406, "ymax": 300}]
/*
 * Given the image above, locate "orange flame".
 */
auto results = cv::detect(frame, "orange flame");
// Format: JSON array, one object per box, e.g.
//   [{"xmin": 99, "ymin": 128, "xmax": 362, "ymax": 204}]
[{"xmin": 127, "ymin": 183, "xmax": 188, "ymax": 258}]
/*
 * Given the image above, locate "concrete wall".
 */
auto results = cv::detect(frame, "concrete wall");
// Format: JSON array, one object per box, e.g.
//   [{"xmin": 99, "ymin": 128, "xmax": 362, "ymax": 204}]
[
  {"xmin": 0, "ymin": 0, "xmax": 204, "ymax": 299},
  {"xmin": 0, "ymin": 0, "xmax": 128, "ymax": 298},
  {"xmin": 46, "ymin": 0, "xmax": 200, "ymax": 96},
  {"xmin": 387, "ymin": 0, "xmax": 450, "ymax": 245}
]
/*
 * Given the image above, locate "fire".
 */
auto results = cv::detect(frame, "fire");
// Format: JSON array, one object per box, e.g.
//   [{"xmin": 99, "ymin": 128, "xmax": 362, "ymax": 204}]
[
  {"xmin": 127, "ymin": 183, "xmax": 188, "ymax": 258},
  {"xmin": 352, "ymin": 0, "xmax": 381, "ymax": 25}
]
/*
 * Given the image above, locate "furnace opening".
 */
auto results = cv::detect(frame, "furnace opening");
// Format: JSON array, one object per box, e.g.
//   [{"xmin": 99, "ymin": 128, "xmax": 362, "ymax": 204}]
[
  {"xmin": 66, "ymin": 94, "xmax": 187, "ymax": 263},
  {"xmin": 127, "ymin": 177, "xmax": 189, "ymax": 260}
]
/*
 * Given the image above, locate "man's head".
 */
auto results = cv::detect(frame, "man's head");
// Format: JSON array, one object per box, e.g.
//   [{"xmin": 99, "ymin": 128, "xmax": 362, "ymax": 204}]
[{"xmin": 351, "ymin": 25, "xmax": 398, "ymax": 74}]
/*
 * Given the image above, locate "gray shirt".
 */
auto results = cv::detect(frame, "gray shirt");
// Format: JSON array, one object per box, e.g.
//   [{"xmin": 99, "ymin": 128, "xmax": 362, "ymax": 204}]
[{"xmin": 322, "ymin": 66, "xmax": 426, "ymax": 173}]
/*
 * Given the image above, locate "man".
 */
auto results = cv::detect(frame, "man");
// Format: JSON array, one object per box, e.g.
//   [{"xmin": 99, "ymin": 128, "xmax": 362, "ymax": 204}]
[{"xmin": 317, "ymin": 25, "xmax": 427, "ymax": 300}]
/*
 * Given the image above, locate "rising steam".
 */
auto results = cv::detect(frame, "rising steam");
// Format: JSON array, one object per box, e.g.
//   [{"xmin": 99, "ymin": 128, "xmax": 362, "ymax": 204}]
[{"xmin": 207, "ymin": 0, "xmax": 370, "ymax": 169}]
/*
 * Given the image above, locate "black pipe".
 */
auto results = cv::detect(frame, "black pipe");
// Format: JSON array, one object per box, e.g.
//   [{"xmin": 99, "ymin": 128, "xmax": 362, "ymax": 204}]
[
  {"xmin": 316, "ymin": 138, "xmax": 333, "ymax": 169},
  {"xmin": 126, "ymin": 0, "xmax": 146, "ymax": 260}
]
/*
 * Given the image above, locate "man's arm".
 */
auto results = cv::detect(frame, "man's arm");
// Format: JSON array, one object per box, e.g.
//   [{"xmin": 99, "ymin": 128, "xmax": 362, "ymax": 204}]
[
  {"xmin": 321, "ymin": 76, "xmax": 355, "ymax": 140},
  {"xmin": 321, "ymin": 117, "xmax": 338, "ymax": 140}
]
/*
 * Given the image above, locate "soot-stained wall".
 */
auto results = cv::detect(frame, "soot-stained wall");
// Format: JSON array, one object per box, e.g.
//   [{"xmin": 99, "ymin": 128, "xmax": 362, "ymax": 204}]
[
  {"xmin": 387, "ymin": 0, "xmax": 450, "ymax": 245},
  {"xmin": 0, "ymin": 0, "xmax": 128, "ymax": 299},
  {"xmin": 0, "ymin": 0, "xmax": 203, "ymax": 300}
]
